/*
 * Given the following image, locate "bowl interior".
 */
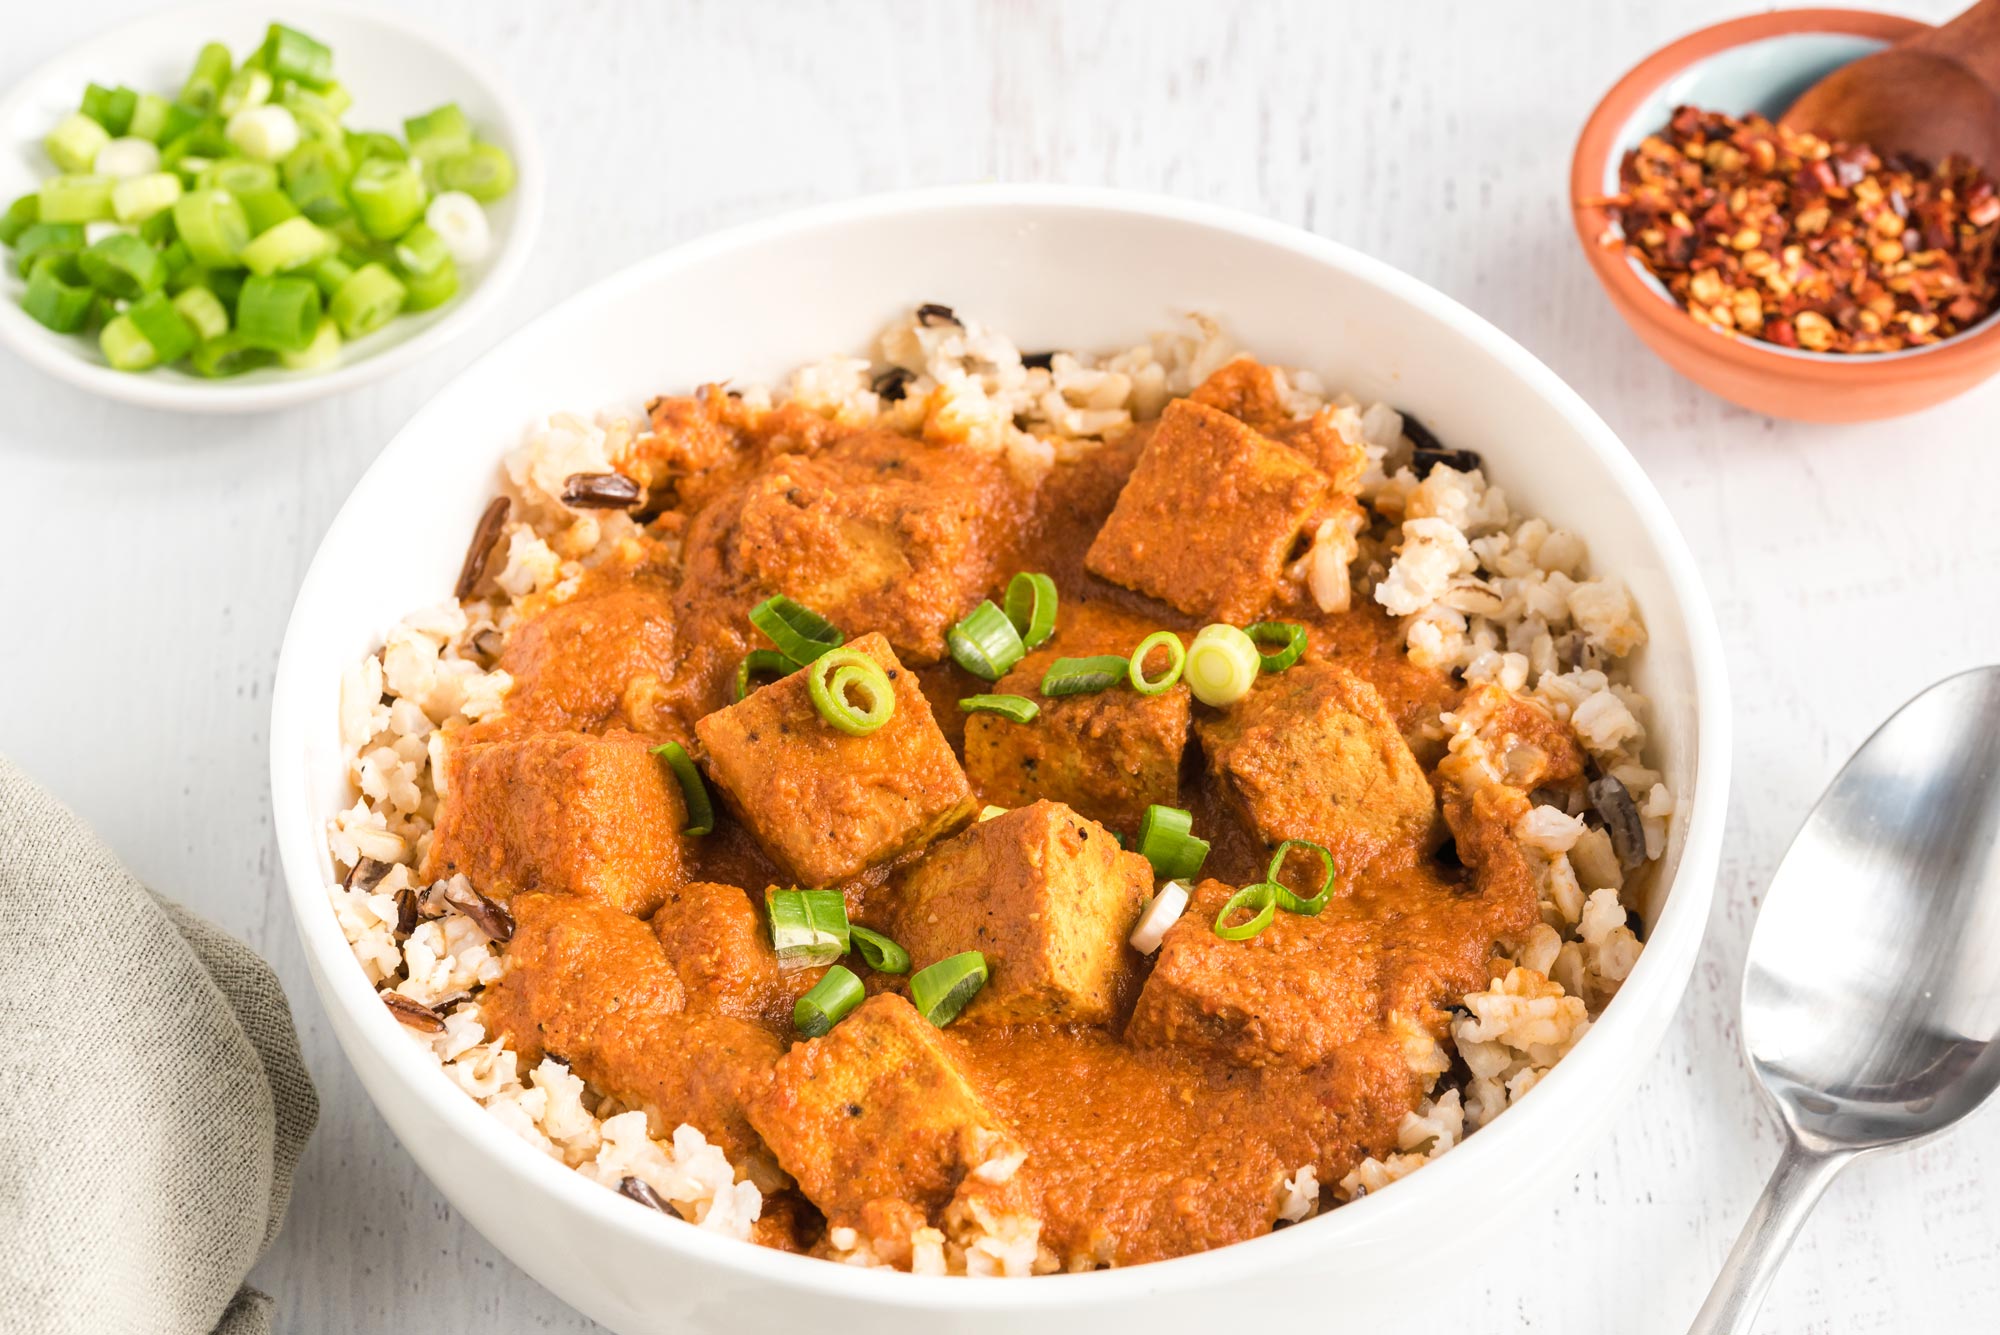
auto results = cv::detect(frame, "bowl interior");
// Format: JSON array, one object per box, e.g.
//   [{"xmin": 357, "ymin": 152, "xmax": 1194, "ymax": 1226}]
[
  {"xmin": 0, "ymin": 0, "xmax": 535, "ymax": 407},
  {"xmin": 272, "ymin": 189, "xmax": 1726, "ymax": 1315}
]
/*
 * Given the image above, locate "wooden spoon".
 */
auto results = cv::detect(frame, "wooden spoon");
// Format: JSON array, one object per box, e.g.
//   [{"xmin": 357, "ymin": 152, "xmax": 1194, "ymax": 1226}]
[{"xmin": 1782, "ymin": 0, "xmax": 2000, "ymax": 166}]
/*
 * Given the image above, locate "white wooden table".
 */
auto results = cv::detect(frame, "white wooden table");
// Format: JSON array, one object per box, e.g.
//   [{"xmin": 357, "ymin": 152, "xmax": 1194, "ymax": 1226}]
[{"xmin": 4, "ymin": 1, "xmax": 1996, "ymax": 1330}]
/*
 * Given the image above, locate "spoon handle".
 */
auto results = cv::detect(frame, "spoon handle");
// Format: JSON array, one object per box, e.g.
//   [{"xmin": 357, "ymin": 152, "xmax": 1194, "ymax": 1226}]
[{"xmin": 1687, "ymin": 1142, "xmax": 1854, "ymax": 1335}]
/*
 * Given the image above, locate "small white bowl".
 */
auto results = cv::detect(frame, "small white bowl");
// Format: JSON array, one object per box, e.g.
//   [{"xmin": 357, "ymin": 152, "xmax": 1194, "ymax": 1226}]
[
  {"xmin": 271, "ymin": 185, "xmax": 1731, "ymax": 1334},
  {"xmin": 0, "ymin": 1, "xmax": 541, "ymax": 413}
]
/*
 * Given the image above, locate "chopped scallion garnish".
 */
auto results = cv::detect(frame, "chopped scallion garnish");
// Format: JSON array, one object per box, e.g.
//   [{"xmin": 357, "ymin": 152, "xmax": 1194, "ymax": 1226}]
[
  {"xmin": 849, "ymin": 925, "xmax": 912, "ymax": 974},
  {"xmin": 793, "ymin": 965, "xmax": 864, "ymax": 1038},
  {"xmin": 1137, "ymin": 804, "xmax": 1209, "ymax": 881},
  {"xmin": 734, "ymin": 648, "xmax": 797, "ymax": 701},
  {"xmin": 650, "ymin": 741, "xmax": 714, "ymax": 836},
  {"xmin": 1039, "ymin": 654, "xmax": 1129, "ymax": 697},
  {"xmin": 1244, "ymin": 621, "xmax": 1307, "ymax": 673},
  {"xmin": 1185, "ymin": 623, "xmax": 1262, "ymax": 706},
  {"xmin": 806, "ymin": 647, "xmax": 895, "ymax": 737},
  {"xmin": 767, "ymin": 888, "xmax": 850, "ymax": 972},
  {"xmin": 959, "ymin": 693, "xmax": 1039, "ymax": 724},
  {"xmin": 909, "ymin": 951, "xmax": 988, "ymax": 1027},
  {"xmin": 261, "ymin": 24, "xmax": 335, "ymax": 91},
  {"xmin": 947, "ymin": 600, "xmax": 1025, "ymax": 681},
  {"xmin": 1003, "ymin": 572, "xmax": 1058, "ymax": 649},
  {"xmin": 235, "ymin": 273, "xmax": 321, "ymax": 352},
  {"xmin": 1266, "ymin": 839, "xmax": 1336, "ymax": 915},
  {"xmin": 1212, "ymin": 883, "xmax": 1280, "ymax": 941},
  {"xmin": 748, "ymin": 594, "xmax": 844, "ymax": 664},
  {"xmin": 1127, "ymin": 631, "xmax": 1186, "ymax": 695}
]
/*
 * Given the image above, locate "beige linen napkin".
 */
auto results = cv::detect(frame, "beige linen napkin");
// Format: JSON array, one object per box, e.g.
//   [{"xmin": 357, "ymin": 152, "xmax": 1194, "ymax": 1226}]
[{"xmin": 0, "ymin": 755, "xmax": 316, "ymax": 1335}]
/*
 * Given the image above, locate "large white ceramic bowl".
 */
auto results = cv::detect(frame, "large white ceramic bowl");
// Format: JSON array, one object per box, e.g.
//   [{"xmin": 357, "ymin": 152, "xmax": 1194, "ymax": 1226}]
[
  {"xmin": 0, "ymin": 1, "xmax": 541, "ymax": 412},
  {"xmin": 270, "ymin": 185, "xmax": 1731, "ymax": 1334}
]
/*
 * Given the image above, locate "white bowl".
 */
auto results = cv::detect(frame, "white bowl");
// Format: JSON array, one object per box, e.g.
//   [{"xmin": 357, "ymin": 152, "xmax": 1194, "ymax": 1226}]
[
  {"xmin": 0, "ymin": 1, "xmax": 542, "ymax": 413},
  {"xmin": 270, "ymin": 185, "xmax": 1731, "ymax": 1334}
]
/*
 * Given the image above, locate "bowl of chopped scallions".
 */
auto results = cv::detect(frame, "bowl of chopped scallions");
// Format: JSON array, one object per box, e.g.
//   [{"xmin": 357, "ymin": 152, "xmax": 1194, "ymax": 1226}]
[{"xmin": 0, "ymin": 3, "xmax": 541, "ymax": 411}]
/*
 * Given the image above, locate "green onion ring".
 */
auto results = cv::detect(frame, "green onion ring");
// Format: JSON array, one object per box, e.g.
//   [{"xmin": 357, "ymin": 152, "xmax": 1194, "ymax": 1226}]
[
  {"xmin": 947, "ymin": 600, "xmax": 1026, "ymax": 681},
  {"xmin": 1137, "ymin": 804, "xmax": 1210, "ymax": 881},
  {"xmin": 1213, "ymin": 883, "xmax": 1280, "ymax": 941},
  {"xmin": 1003, "ymin": 572, "xmax": 1058, "ymax": 649},
  {"xmin": 1266, "ymin": 839, "xmax": 1336, "ymax": 915},
  {"xmin": 735, "ymin": 648, "xmax": 797, "ymax": 701},
  {"xmin": 807, "ymin": 648, "xmax": 895, "ymax": 736},
  {"xmin": 767, "ymin": 888, "xmax": 851, "ymax": 971},
  {"xmin": 650, "ymin": 741, "xmax": 714, "ymax": 836},
  {"xmin": 1243, "ymin": 621, "xmax": 1308, "ymax": 673},
  {"xmin": 793, "ymin": 965, "xmax": 865, "ymax": 1037},
  {"xmin": 749, "ymin": 594, "xmax": 844, "ymax": 664},
  {"xmin": 959, "ymin": 693, "xmax": 1039, "ymax": 724},
  {"xmin": 1185, "ymin": 623, "xmax": 1262, "ymax": 706},
  {"xmin": 909, "ymin": 951, "xmax": 989, "ymax": 1027},
  {"xmin": 1040, "ymin": 654, "xmax": 1130, "ymax": 698},
  {"xmin": 1127, "ymin": 631, "xmax": 1186, "ymax": 695},
  {"xmin": 849, "ymin": 925, "xmax": 912, "ymax": 974}
]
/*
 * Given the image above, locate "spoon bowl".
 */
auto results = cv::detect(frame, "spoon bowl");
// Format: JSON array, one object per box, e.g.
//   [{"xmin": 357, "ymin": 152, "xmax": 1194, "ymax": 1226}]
[{"xmin": 1692, "ymin": 666, "xmax": 2000, "ymax": 1332}]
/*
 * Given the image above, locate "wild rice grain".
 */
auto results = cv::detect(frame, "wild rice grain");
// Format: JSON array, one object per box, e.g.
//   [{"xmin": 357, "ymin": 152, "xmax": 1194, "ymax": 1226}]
[
  {"xmin": 453, "ymin": 496, "xmax": 511, "ymax": 601},
  {"xmin": 382, "ymin": 992, "xmax": 446, "ymax": 1033},
  {"xmin": 442, "ymin": 879, "xmax": 516, "ymax": 942},
  {"xmin": 344, "ymin": 856, "xmax": 393, "ymax": 893},
  {"xmin": 915, "ymin": 302, "xmax": 960, "ymax": 327},
  {"xmin": 561, "ymin": 472, "xmax": 643, "ymax": 510},
  {"xmin": 619, "ymin": 1175, "xmax": 683, "ymax": 1218},
  {"xmin": 1589, "ymin": 775, "xmax": 1648, "ymax": 869},
  {"xmin": 871, "ymin": 366, "xmax": 914, "ymax": 402}
]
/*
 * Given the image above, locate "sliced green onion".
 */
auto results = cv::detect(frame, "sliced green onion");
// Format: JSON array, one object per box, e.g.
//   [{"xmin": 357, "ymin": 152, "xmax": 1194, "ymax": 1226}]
[
  {"xmin": 137, "ymin": 209, "xmax": 176, "ymax": 247},
  {"xmin": 734, "ymin": 648, "xmax": 796, "ymax": 701},
  {"xmin": 1003, "ymin": 572, "xmax": 1058, "ymax": 649},
  {"xmin": 38, "ymin": 176, "xmax": 114, "ymax": 224},
  {"xmin": 328, "ymin": 262, "xmax": 405, "ymax": 339},
  {"xmin": 749, "ymin": 594, "xmax": 844, "ymax": 663},
  {"xmin": 392, "ymin": 222, "xmax": 450, "ymax": 275},
  {"xmin": 346, "ymin": 129, "xmax": 406, "ymax": 163},
  {"xmin": 227, "ymin": 104, "xmax": 302, "ymax": 163},
  {"xmin": 235, "ymin": 273, "xmax": 321, "ymax": 352},
  {"xmin": 124, "ymin": 291, "xmax": 196, "ymax": 364},
  {"xmin": 1213, "ymin": 883, "xmax": 1279, "ymax": 941},
  {"xmin": 650, "ymin": 741, "xmax": 715, "ymax": 837},
  {"xmin": 909, "ymin": 951, "xmax": 988, "ymax": 1027},
  {"xmin": 46, "ymin": 113, "xmax": 110, "ymax": 174},
  {"xmin": 1127, "ymin": 631, "xmax": 1186, "ymax": 695},
  {"xmin": 78, "ymin": 232, "xmax": 166, "ymax": 299},
  {"xmin": 218, "ymin": 67, "xmax": 273, "ymax": 119},
  {"xmin": 81, "ymin": 84, "xmax": 137, "ymax": 137},
  {"xmin": 767, "ymin": 888, "xmax": 850, "ymax": 972},
  {"xmin": 261, "ymin": 23, "xmax": 335, "ymax": 89},
  {"xmin": 94, "ymin": 137, "xmax": 162, "ymax": 180},
  {"xmin": 397, "ymin": 251, "xmax": 458, "ymax": 311},
  {"xmin": 1137, "ymin": 804, "xmax": 1210, "ymax": 881},
  {"xmin": 347, "ymin": 156, "xmax": 426, "ymax": 239},
  {"xmin": 112, "ymin": 172, "xmax": 182, "ymax": 224},
  {"xmin": 0, "ymin": 194, "xmax": 38, "ymax": 247},
  {"xmin": 13, "ymin": 222, "xmax": 84, "ymax": 278},
  {"xmin": 127, "ymin": 94, "xmax": 172, "ymax": 144},
  {"xmin": 171, "ymin": 189, "xmax": 249, "ymax": 268},
  {"xmin": 947, "ymin": 600, "xmax": 1025, "ymax": 681},
  {"xmin": 978, "ymin": 805, "xmax": 1009, "ymax": 821},
  {"xmin": 240, "ymin": 216, "xmax": 333, "ymax": 275},
  {"xmin": 283, "ymin": 140, "xmax": 353, "ymax": 224},
  {"xmin": 433, "ymin": 142, "xmax": 516, "ymax": 203},
  {"xmin": 277, "ymin": 315, "xmax": 341, "ymax": 371},
  {"xmin": 1266, "ymin": 839, "xmax": 1336, "ymax": 915},
  {"xmin": 172, "ymin": 286, "xmax": 229, "ymax": 342},
  {"xmin": 959, "ymin": 693, "xmax": 1039, "ymax": 724},
  {"xmin": 404, "ymin": 103, "xmax": 472, "ymax": 163},
  {"xmin": 806, "ymin": 648, "xmax": 895, "ymax": 737},
  {"xmin": 180, "ymin": 43, "xmax": 234, "ymax": 113},
  {"xmin": 99, "ymin": 314, "xmax": 155, "ymax": 371},
  {"xmin": 188, "ymin": 333, "xmax": 272, "ymax": 378},
  {"xmin": 1040, "ymin": 654, "xmax": 1129, "ymax": 697},
  {"xmin": 22, "ymin": 259, "xmax": 95, "ymax": 333},
  {"xmin": 793, "ymin": 965, "xmax": 865, "ymax": 1037},
  {"xmin": 310, "ymin": 254, "xmax": 355, "ymax": 299},
  {"xmin": 1185, "ymin": 623, "xmax": 1262, "ymax": 707},
  {"xmin": 849, "ymin": 925, "xmax": 912, "ymax": 974},
  {"xmin": 1244, "ymin": 621, "xmax": 1308, "ymax": 673}
]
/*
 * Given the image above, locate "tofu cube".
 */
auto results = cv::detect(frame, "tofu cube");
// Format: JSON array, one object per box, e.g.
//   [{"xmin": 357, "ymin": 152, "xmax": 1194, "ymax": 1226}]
[
  {"xmin": 422, "ymin": 729, "xmax": 686, "ymax": 915},
  {"xmin": 1196, "ymin": 663, "xmax": 1439, "ymax": 875},
  {"xmin": 1085, "ymin": 398, "xmax": 1330, "ymax": 623},
  {"xmin": 746, "ymin": 994, "xmax": 1024, "ymax": 1243},
  {"xmin": 962, "ymin": 632, "xmax": 1190, "ymax": 838},
  {"xmin": 651, "ymin": 881, "xmax": 824, "ymax": 1028},
  {"xmin": 497, "ymin": 583, "xmax": 679, "ymax": 735},
  {"xmin": 694, "ymin": 632, "xmax": 976, "ymax": 886},
  {"xmin": 895, "ymin": 800, "xmax": 1151, "ymax": 1025},
  {"xmin": 1126, "ymin": 879, "xmax": 1386, "ymax": 1069}
]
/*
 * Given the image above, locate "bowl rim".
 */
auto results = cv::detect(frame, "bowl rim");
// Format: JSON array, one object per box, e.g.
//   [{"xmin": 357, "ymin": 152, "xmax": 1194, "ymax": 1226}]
[
  {"xmin": 271, "ymin": 182, "xmax": 1733, "ymax": 1309},
  {"xmin": 1566, "ymin": 7, "xmax": 2000, "ymax": 375},
  {"xmin": 0, "ymin": 0, "xmax": 544, "ymax": 414}
]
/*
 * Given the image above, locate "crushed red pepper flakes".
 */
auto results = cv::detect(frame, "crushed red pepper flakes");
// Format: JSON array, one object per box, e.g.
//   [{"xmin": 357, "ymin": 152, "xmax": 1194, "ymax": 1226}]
[{"xmin": 1583, "ymin": 105, "xmax": 2000, "ymax": 354}]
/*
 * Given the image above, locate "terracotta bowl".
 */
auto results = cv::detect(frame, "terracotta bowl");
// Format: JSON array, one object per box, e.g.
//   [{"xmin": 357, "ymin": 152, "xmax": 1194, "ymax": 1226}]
[{"xmin": 1571, "ymin": 8, "xmax": 2000, "ymax": 422}]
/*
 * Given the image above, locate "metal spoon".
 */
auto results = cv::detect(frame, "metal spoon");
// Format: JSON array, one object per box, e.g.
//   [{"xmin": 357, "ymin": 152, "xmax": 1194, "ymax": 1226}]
[{"xmin": 1689, "ymin": 666, "xmax": 2000, "ymax": 1334}]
